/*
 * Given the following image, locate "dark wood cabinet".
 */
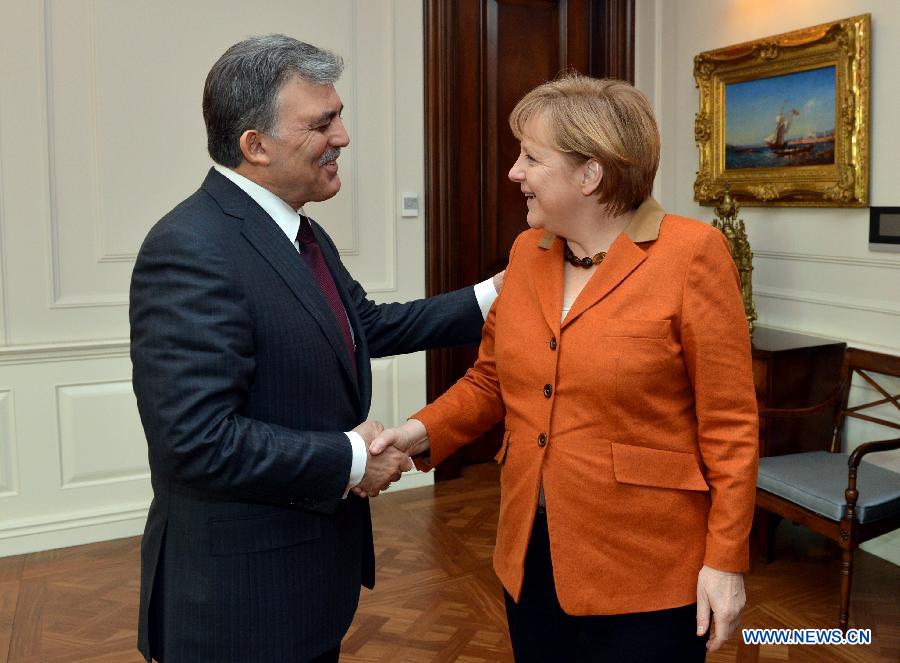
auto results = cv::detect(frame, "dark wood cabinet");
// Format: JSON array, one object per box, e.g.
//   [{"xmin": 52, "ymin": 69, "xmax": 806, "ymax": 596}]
[{"xmin": 751, "ymin": 326, "xmax": 846, "ymax": 457}]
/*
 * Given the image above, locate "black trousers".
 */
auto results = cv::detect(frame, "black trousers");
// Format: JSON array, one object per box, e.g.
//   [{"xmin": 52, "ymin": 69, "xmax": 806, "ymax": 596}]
[{"xmin": 504, "ymin": 509, "xmax": 708, "ymax": 663}]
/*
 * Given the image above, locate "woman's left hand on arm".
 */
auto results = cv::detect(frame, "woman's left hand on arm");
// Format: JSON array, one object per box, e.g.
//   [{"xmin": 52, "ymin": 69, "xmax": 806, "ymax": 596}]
[{"xmin": 696, "ymin": 564, "xmax": 746, "ymax": 651}]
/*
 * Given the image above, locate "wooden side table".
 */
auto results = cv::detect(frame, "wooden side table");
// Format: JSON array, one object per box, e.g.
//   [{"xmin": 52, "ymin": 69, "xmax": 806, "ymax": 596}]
[{"xmin": 751, "ymin": 326, "xmax": 847, "ymax": 458}]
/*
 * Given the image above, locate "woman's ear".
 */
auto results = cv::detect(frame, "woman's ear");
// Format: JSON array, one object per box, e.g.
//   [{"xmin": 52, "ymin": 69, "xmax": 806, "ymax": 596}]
[
  {"xmin": 239, "ymin": 130, "xmax": 271, "ymax": 166},
  {"xmin": 580, "ymin": 159, "xmax": 602, "ymax": 196}
]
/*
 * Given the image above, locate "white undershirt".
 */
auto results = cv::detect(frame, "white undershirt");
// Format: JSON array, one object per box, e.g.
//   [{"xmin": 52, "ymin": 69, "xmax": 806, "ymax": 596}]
[{"xmin": 214, "ymin": 165, "xmax": 497, "ymax": 495}]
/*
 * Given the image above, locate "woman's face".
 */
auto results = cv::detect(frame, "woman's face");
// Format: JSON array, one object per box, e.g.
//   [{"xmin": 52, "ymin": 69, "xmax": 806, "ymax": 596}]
[{"xmin": 507, "ymin": 114, "xmax": 585, "ymax": 234}]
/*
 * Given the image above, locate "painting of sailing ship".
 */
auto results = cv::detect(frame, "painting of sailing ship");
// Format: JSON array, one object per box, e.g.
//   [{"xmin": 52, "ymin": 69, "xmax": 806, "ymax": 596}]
[{"xmin": 724, "ymin": 66, "xmax": 836, "ymax": 170}]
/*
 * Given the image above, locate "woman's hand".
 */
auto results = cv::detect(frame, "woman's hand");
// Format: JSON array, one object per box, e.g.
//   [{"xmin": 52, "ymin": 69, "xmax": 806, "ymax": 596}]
[
  {"xmin": 368, "ymin": 419, "xmax": 430, "ymax": 458},
  {"xmin": 696, "ymin": 565, "xmax": 745, "ymax": 651}
]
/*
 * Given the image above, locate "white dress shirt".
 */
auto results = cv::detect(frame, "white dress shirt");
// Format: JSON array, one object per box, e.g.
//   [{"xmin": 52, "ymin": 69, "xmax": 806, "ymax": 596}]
[{"xmin": 214, "ymin": 165, "xmax": 498, "ymax": 494}]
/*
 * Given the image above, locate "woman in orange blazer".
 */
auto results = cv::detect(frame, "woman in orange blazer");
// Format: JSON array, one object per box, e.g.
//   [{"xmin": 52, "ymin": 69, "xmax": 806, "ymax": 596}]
[{"xmin": 368, "ymin": 75, "xmax": 758, "ymax": 662}]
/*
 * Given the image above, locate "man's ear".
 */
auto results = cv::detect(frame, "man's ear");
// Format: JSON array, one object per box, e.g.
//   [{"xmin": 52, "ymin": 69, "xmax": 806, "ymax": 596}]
[
  {"xmin": 239, "ymin": 129, "xmax": 270, "ymax": 166},
  {"xmin": 580, "ymin": 159, "xmax": 602, "ymax": 196}
]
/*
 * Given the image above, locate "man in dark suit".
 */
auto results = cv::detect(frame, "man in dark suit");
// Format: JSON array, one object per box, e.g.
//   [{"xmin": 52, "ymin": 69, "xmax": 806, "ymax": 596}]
[{"xmin": 130, "ymin": 35, "xmax": 498, "ymax": 662}]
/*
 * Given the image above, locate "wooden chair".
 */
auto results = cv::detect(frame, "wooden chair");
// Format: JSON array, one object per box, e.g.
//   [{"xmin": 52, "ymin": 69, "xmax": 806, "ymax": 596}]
[{"xmin": 754, "ymin": 347, "xmax": 900, "ymax": 630}]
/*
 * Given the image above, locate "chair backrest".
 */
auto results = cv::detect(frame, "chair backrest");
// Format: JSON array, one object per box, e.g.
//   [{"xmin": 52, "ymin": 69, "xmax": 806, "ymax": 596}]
[{"xmin": 830, "ymin": 347, "xmax": 900, "ymax": 452}]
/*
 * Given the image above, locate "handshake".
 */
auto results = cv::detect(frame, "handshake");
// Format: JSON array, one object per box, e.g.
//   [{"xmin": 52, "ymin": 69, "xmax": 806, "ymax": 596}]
[{"xmin": 350, "ymin": 419, "xmax": 430, "ymax": 498}]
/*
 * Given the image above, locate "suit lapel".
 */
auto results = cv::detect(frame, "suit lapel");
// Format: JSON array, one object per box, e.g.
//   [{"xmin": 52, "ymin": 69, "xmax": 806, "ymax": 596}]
[
  {"xmin": 561, "ymin": 233, "xmax": 647, "ymax": 330},
  {"xmin": 532, "ymin": 236, "xmax": 565, "ymax": 335},
  {"xmin": 202, "ymin": 170, "xmax": 360, "ymax": 396}
]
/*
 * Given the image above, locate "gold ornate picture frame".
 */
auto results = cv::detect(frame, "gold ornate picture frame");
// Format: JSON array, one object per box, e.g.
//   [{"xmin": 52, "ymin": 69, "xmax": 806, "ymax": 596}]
[{"xmin": 694, "ymin": 14, "xmax": 870, "ymax": 207}]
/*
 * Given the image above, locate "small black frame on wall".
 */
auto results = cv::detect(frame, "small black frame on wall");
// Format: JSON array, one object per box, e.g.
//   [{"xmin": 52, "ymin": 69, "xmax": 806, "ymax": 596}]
[{"xmin": 869, "ymin": 207, "xmax": 900, "ymax": 247}]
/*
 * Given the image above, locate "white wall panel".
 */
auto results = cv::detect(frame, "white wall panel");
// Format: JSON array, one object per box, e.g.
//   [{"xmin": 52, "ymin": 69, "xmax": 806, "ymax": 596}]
[
  {"xmin": 56, "ymin": 380, "xmax": 148, "ymax": 488},
  {"xmin": 0, "ymin": 348, "xmax": 152, "ymax": 557},
  {"xmin": 0, "ymin": 390, "xmax": 19, "ymax": 497},
  {"xmin": 45, "ymin": 0, "xmax": 132, "ymax": 306}
]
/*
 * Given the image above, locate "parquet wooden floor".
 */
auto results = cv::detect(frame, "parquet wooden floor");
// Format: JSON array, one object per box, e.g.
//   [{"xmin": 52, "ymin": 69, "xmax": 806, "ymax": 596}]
[{"xmin": 0, "ymin": 463, "xmax": 897, "ymax": 662}]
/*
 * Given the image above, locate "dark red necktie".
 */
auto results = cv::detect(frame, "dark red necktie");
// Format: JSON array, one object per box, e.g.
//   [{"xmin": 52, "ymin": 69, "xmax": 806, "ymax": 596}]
[{"xmin": 296, "ymin": 215, "xmax": 357, "ymax": 377}]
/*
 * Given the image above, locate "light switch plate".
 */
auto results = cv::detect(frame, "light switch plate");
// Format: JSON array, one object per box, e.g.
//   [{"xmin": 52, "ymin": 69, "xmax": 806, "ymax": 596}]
[{"xmin": 401, "ymin": 193, "xmax": 419, "ymax": 217}]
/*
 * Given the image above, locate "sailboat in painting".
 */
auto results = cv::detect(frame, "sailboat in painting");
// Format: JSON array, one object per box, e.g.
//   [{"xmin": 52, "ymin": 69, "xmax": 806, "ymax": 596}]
[{"xmin": 764, "ymin": 101, "xmax": 812, "ymax": 156}]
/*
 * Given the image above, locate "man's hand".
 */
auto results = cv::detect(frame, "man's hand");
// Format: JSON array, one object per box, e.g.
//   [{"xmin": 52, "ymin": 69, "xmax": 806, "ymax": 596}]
[
  {"xmin": 352, "ymin": 419, "xmax": 385, "ymax": 445},
  {"xmin": 354, "ymin": 444, "xmax": 412, "ymax": 498},
  {"xmin": 351, "ymin": 419, "xmax": 410, "ymax": 498},
  {"xmin": 696, "ymin": 565, "xmax": 745, "ymax": 651},
  {"xmin": 492, "ymin": 269, "xmax": 505, "ymax": 294}
]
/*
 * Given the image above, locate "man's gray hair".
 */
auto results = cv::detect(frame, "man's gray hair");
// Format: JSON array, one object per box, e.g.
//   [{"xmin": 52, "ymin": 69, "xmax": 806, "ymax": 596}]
[{"xmin": 203, "ymin": 34, "xmax": 344, "ymax": 167}]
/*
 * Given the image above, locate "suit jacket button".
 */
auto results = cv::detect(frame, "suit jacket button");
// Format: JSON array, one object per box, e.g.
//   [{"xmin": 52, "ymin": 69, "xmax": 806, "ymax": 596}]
[
  {"xmin": 543, "ymin": 384, "xmax": 552, "ymax": 398},
  {"xmin": 549, "ymin": 337, "xmax": 557, "ymax": 350},
  {"xmin": 537, "ymin": 433, "xmax": 547, "ymax": 447}
]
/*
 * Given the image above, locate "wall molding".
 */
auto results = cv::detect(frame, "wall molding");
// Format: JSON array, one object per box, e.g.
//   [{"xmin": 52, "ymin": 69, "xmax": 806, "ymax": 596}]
[
  {"xmin": 0, "ymin": 501, "xmax": 148, "ymax": 541},
  {"xmin": 55, "ymin": 378, "xmax": 149, "ymax": 489},
  {"xmin": 97, "ymin": 252, "xmax": 137, "ymax": 264},
  {"xmin": 0, "ymin": 390, "xmax": 19, "ymax": 497},
  {"xmin": 755, "ymin": 250, "xmax": 900, "ymax": 270},
  {"xmin": 382, "ymin": 0, "xmax": 400, "ymax": 295},
  {"xmin": 755, "ymin": 286, "xmax": 900, "ymax": 317},
  {"xmin": 50, "ymin": 294, "xmax": 127, "ymax": 309},
  {"xmin": 340, "ymin": 0, "xmax": 362, "ymax": 258},
  {"xmin": 0, "ymin": 338, "xmax": 129, "ymax": 366},
  {"xmin": 43, "ymin": 0, "xmax": 62, "ymax": 310}
]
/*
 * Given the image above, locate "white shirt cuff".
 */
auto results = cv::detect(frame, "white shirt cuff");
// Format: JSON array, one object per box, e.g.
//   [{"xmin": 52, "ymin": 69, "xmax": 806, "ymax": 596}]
[
  {"xmin": 344, "ymin": 431, "xmax": 367, "ymax": 498},
  {"xmin": 473, "ymin": 278, "xmax": 499, "ymax": 320}
]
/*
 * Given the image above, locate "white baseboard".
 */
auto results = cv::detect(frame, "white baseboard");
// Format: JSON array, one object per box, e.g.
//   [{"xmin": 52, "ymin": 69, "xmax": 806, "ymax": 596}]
[
  {"xmin": 861, "ymin": 531, "xmax": 900, "ymax": 567},
  {"xmin": 0, "ymin": 504, "xmax": 148, "ymax": 557}
]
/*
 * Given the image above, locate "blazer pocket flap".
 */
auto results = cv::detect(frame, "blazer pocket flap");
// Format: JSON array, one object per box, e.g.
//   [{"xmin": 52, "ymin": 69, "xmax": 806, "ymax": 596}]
[
  {"xmin": 596, "ymin": 319, "xmax": 670, "ymax": 338},
  {"xmin": 210, "ymin": 509, "xmax": 321, "ymax": 556},
  {"xmin": 611, "ymin": 442, "xmax": 709, "ymax": 492},
  {"xmin": 494, "ymin": 431, "xmax": 512, "ymax": 465}
]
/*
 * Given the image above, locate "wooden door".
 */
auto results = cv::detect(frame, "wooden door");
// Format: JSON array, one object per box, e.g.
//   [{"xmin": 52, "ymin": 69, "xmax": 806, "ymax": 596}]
[{"xmin": 424, "ymin": 0, "xmax": 635, "ymax": 479}]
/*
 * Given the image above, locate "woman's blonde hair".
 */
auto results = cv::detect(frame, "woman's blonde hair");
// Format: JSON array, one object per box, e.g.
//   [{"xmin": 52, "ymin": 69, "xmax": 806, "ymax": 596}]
[{"xmin": 509, "ymin": 74, "xmax": 660, "ymax": 217}]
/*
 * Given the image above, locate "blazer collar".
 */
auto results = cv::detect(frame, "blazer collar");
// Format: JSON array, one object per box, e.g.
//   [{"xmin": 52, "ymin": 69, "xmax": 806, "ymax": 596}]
[
  {"xmin": 535, "ymin": 196, "xmax": 665, "ymax": 248},
  {"xmin": 202, "ymin": 169, "xmax": 361, "ymax": 399},
  {"xmin": 533, "ymin": 196, "xmax": 665, "ymax": 330},
  {"xmin": 623, "ymin": 196, "xmax": 666, "ymax": 243}
]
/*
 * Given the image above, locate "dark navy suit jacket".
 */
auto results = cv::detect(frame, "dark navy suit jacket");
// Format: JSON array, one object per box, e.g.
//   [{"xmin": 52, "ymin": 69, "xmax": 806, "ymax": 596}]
[{"xmin": 130, "ymin": 169, "xmax": 483, "ymax": 662}]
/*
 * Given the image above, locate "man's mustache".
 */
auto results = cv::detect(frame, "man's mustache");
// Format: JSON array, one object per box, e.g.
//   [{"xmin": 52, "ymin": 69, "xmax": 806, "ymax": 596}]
[{"xmin": 318, "ymin": 148, "xmax": 341, "ymax": 166}]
